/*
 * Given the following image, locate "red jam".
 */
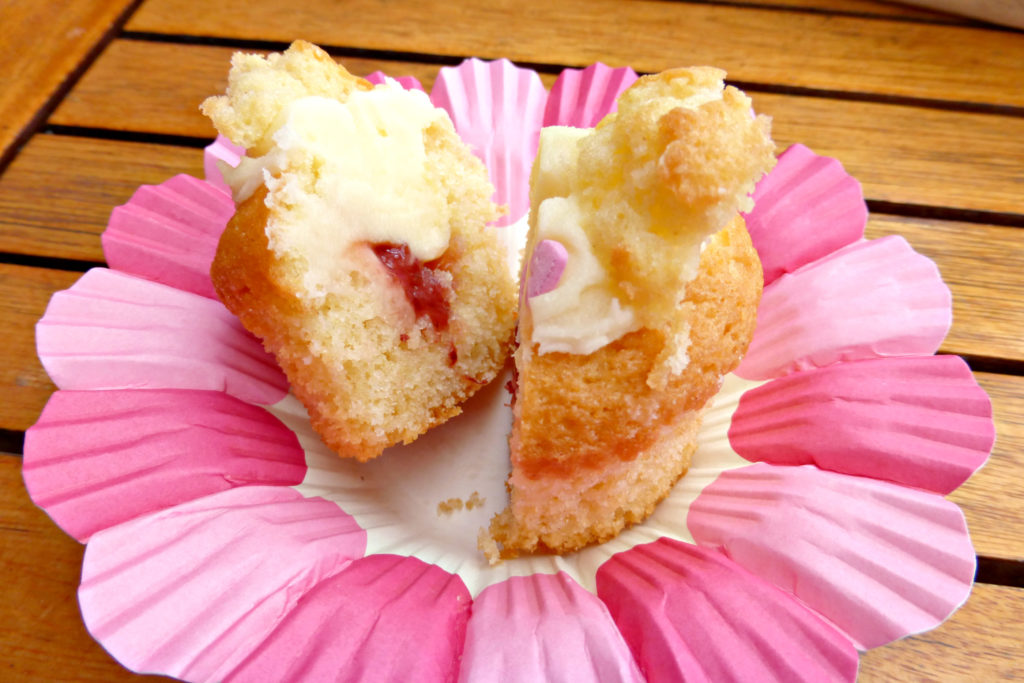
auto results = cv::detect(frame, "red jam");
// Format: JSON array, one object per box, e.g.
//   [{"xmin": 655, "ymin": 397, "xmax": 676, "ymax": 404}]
[{"xmin": 372, "ymin": 243, "xmax": 451, "ymax": 331}]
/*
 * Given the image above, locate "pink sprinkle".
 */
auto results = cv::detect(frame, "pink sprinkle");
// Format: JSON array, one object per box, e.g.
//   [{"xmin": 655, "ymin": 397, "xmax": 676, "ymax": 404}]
[{"xmin": 527, "ymin": 240, "xmax": 568, "ymax": 298}]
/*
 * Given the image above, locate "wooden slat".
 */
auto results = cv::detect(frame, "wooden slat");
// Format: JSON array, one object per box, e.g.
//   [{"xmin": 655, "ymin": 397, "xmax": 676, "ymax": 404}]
[
  {"xmin": 125, "ymin": 0, "xmax": 1024, "ymax": 107},
  {"xmin": 51, "ymin": 40, "xmax": 1024, "ymax": 217},
  {"xmin": 0, "ymin": 265, "xmax": 78, "ymax": 433},
  {"xmin": 0, "ymin": 0, "xmax": 137, "ymax": 165},
  {"xmin": 0, "ymin": 135, "xmax": 204, "ymax": 263},
  {"xmin": 1, "ymin": 450, "xmax": 1021, "ymax": 680},
  {"xmin": 733, "ymin": 0, "xmax": 970, "ymax": 18},
  {"xmin": 0, "ymin": 454, "xmax": 174, "ymax": 681},
  {"xmin": 859, "ymin": 582, "xmax": 1024, "ymax": 680}
]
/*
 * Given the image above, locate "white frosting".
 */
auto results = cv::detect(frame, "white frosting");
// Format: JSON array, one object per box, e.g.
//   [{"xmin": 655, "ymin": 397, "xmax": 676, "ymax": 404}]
[
  {"xmin": 528, "ymin": 196, "xmax": 638, "ymax": 354},
  {"xmin": 223, "ymin": 88, "xmax": 452, "ymax": 301}
]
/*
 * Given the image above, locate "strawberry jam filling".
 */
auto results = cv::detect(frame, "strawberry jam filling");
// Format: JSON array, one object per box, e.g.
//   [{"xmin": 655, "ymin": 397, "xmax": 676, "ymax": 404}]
[{"xmin": 372, "ymin": 243, "xmax": 451, "ymax": 332}]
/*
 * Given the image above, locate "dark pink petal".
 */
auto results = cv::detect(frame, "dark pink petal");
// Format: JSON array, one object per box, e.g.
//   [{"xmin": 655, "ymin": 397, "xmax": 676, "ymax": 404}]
[
  {"xmin": 35, "ymin": 268, "xmax": 288, "ymax": 404},
  {"xmin": 431, "ymin": 58, "xmax": 547, "ymax": 226},
  {"xmin": 203, "ymin": 134, "xmax": 243, "ymax": 194},
  {"xmin": 744, "ymin": 144, "xmax": 867, "ymax": 285},
  {"xmin": 79, "ymin": 487, "xmax": 366, "ymax": 681},
  {"xmin": 364, "ymin": 70, "xmax": 426, "ymax": 91},
  {"xmin": 102, "ymin": 174, "xmax": 234, "ymax": 299},
  {"xmin": 225, "ymin": 555, "xmax": 469, "ymax": 682},
  {"xmin": 460, "ymin": 572, "xmax": 643, "ymax": 682},
  {"xmin": 737, "ymin": 236, "xmax": 952, "ymax": 380},
  {"xmin": 23, "ymin": 389, "xmax": 306, "ymax": 542},
  {"xmin": 688, "ymin": 463, "xmax": 976, "ymax": 649},
  {"xmin": 526, "ymin": 239, "xmax": 568, "ymax": 298},
  {"xmin": 597, "ymin": 539, "xmax": 858, "ymax": 682},
  {"xmin": 729, "ymin": 355, "xmax": 993, "ymax": 493},
  {"xmin": 543, "ymin": 62, "xmax": 638, "ymax": 127}
]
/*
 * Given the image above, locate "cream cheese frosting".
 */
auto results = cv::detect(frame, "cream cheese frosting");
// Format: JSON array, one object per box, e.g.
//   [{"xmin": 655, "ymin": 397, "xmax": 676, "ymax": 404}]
[{"xmin": 223, "ymin": 86, "xmax": 453, "ymax": 301}]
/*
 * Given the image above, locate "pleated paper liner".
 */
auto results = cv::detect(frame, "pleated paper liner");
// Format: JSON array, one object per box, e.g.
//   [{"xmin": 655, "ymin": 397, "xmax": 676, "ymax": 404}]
[{"xmin": 23, "ymin": 58, "xmax": 995, "ymax": 682}]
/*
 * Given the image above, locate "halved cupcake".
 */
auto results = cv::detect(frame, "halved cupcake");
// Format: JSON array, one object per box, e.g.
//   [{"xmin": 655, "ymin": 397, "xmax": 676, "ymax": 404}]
[
  {"xmin": 483, "ymin": 67, "xmax": 776, "ymax": 559},
  {"xmin": 203, "ymin": 41, "xmax": 517, "ymax": 461}
]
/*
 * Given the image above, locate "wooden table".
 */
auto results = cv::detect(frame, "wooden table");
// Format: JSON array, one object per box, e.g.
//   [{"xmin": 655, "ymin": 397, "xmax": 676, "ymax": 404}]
[{"xmin": 3, "ymin": 0, "xmax": 1023, "ymax": 680}]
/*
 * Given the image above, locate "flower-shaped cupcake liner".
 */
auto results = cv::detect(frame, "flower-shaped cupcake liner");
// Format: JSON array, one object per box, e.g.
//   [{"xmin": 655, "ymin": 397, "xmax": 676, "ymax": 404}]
[{"xmin": 24, "ymin": 59, "xmax": 993, "ymax": 681}]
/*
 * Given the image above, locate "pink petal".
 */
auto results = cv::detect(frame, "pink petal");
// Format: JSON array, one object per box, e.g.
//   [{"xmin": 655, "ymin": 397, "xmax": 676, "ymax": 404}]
[
  {"xmin": 79, "ymin": 487, "xmax": 366, "ymax": 681},
  {"xmin": 729, "ymin": 355, "xmax": 993, "ymax": 494},
  {"xmin": 102, "ymin": 174, "xmax": 235, "ymax": 299},
  {"xmin": 688, "ymin": 463, "xmax": 976, "ymax": 649},
  {"xmin": 203, "ymin": 134, "xmax": 243, "ymax": 193},
  {"xmin": 744, "ymin": 144, "xmax": 867, "ymax": 285},
  {"xmin": 596, "ymin": 539, "xmax": 859, "ymax": 682},
  {"xmin": 526, "ymin": 239, "xmax": 568, "ymax": 298},
  {"xmin": 225, "ymin": 555, "xmax": 469, "ymax": 682},
  {"xmin": 460, "ymin": 572, "xmax": 643, "ymax": 682},
  {"xmin": 543, "ymin": 62, "xmax": 639, "ymax": 127},
  {"xmin": 431, "ymin": 58, "xmax": 547, "ymax": 226},
  {"xmin": 35, "ymin": 268, "xmax": 288, "ymax": 404},
  {"xmin": 23, "ymin": 388, "xmax": 306, "ymax": 542},
  {"xmin": 364, "ymin": 70, "xmax": 426, "ymax": 91},
  {"xmin": 737, "ymin": 236, "xmax": 952, "ymax": 380}
]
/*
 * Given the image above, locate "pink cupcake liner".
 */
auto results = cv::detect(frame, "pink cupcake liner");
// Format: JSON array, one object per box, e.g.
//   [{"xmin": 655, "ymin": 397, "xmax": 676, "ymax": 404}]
[
  {"xmin": 23, "ymin": 388, "xmax": 306, "ymax": 542},
  {"xmin": 597, "ymin": 539, "xmax": 859, "ymax": 682},
  {"xmin": 431, "ymin": 58, "xmax": 547, "ymax": 226},
  {"xmin": 79, "ymin": 486, "xmax": 366, "ymax": 682},
  {"xmin": 21, "ymin": 59, "xmax": 993, "ymax": 682},
  {"xmin": 225, "ymin": 555, "xmax": 469, "ymax": 682},
  {"xmin": 461, "ymin": 572, "xmax": 644, "ymax": 682},
  {"xmin": 543, "ymin": 63, "xmax": 639, "ymax": 128},
  {"xmin": 35, "ymin": 268, "xmax": 288, "ymax": 405},
  {"xmin": 102, "ymin": 173, "xmax": 234, "ymax": 299},
  {"xmin": 364, "ymin": 70, "xmax": 425, "ymax": 92},
  {"xmin": 729, "ymin": 355, "xmax": 993, "ymax": 493},
  {"xmin": 202, "ymin": 135, "xmax": 243, "ymax": 193},
  {"xmin": 688, "ymin": 463, "xmax": 976, "ymax": 650},
  {"xmin": 737, "ymin": 235, "xmax": 952, "ymax": 380},
  {"xmin": 744, "ymin": 144, "xmax": 867, "ymax": 285}
]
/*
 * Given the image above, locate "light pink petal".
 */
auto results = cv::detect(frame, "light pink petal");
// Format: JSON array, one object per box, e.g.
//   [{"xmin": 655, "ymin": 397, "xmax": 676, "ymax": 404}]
[
  {"xmin": 431, "ymin": 58, "xmax": 547, "ymax": 226},
  {"xmin": 744, "ymin": 144, "xmax": 867, "ymax": 285},
  {"xmin": 364, "ymin": 70, "xmax": 426, "ymax": 91},
  {"xmin": 23, "ymin": 389, "xmax": 305, "ymax": 542},
  {"xmin": 688, "ymin": 463, "xmax": 976, "ymax": 650},
  {"xmin": 737, "ymin": 236, "xmax": 952, "ymax": 380},
  {"xmin": 79, "ymin": 487, "xmax": 366, "ymax": 682},
  {"xmin": 526, "ymin": 239, "xmax": 569, "ymax": 298},
  {"xmin": 729, "ymin": 355, "xmax": 993, "ymax": 494},
  {"xmin": 225, "ymin": 555, "xmax": 469, "ymax": 682},
  {"xmin": 35, "ymin": 268, "xmax": 288, "ymax": 404},
  {"xmin": 101, "ymin": 174, "xmax": 234, "ymax": 299},
  {"xmin": 596, "ymin": 539, "xmax": 859, "ymax": 682},
  {"xmin": 203, "ymin": 134, "xmax": 244, "ymax": 193},
  {"xmin": 460, "ymin": 572, "xmax": 643, "ymax": 682},
  {"xmin": 543, "ymin": 62, "xmax": 639, "ymax": 127}
]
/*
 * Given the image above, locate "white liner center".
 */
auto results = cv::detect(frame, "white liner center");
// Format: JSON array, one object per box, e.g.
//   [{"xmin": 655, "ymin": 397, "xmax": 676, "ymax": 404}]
[{"xmin": 268, "ymin": 372, "xmax": 760, "ymax": 597}]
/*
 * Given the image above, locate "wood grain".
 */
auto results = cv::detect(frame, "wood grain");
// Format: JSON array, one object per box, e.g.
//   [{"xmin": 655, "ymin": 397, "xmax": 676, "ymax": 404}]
[
  {"xmin": 0, "ymin": 134, "xmax": 204, "ymax": 262},
  {"xmin": 124, "ymin": 0, "xmax": 1024, "ymax": 107},
  {"xmin": 0, "ymin": 0, "xmax": 137, "ymax": 166},
  {"xmin": 0, "ymin": 454, "xmax": 174, "ymax": 681},
  {"xmin": 0, "ymin": 266, "xmax": 78, "ymax": 434},
  {"xmin": 2, "ymin": 448, "xmax": 1020, "ymax": 681},
  {"xmin": 859, "ymin": 583, "xmax": 1024, "ymax": 681},
  {"xmin": 50, "ymin": 40, "xmax": 1024, "ymax": 217}
]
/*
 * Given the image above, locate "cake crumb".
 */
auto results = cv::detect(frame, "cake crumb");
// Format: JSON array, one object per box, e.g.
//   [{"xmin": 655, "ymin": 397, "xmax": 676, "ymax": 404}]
[
  {"xmin": 437, "ymin": 497, "xmax": 464, "ymax": 515},
  {"xmin": 465, "ymin": 491, "xmax": 485, "ymax": 510},
  {"xmin": 477, "ymin": 528, "xmax": 502, "ymax": 566}
]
